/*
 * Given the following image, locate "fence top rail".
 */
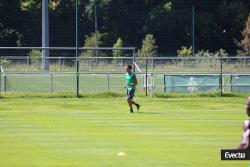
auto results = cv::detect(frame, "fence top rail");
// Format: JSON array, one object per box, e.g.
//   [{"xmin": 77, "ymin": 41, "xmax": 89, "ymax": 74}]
[
  {"xmin": 1, "ymin": 72, "xmax": 127, "ymax": 75},
  {"xmin": 3, "ymin": 72, "xmax": 250, "ymax": 75},
  {"xmin": 156, "ymin": 72, "xmax": 250, "ymax": 75},
  {"xmin": 0, "ymin": 47, "xmax": 136, "ymax": 51},
  {"xmin": 0, "ymin": 56, "xmax": 135, "ymax": 59},
  {"xmin": 0, "ymin": 56, "xmax": 249, "ymax": 60},
  {"xmin": 140, "ymin": 56, "xmax": 250, "ymax": 60}
]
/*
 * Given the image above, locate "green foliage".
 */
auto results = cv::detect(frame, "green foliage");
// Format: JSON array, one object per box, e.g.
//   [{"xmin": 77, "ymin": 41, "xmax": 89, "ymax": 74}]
[
  {"xmin": 20, "ymin": 0, "xmax": 40, "ymax": 11},
  {"xmin": 112, "ymin": 38, "xmax": 124, "ymax": 64},
  {"xmin": 80, "ymin": 32, "xmax": 107, "ymax": 57},
  {"xmin": 85, "ymin": 0, "xmax": 111, "ymax": 20},
  {"xmin": 20, "ymin": 0, "xmax": 59, "ymax": 11},
  {"xmin": 29, "ymin": 49, "xmax": 42, "ymax": 67},
  {"xmin": 48, "ymin": 1, "xmax": 60, "ymax": 10},
  {"xmin": 194, "ymin": 50, "xmax": 210, "ymax": 57},
  {"xmin": 235, "ymin": 13, "xmax": 250, "ymax": 56},
  {"xmin": 0, "ymin": 27, "xmax": 23, "ymax": 47},
  {"xmin": 214, "ymin": 49, "xmax": 228, "ymax": 57},
  {"xmin": 2, "ymin": 0, "xmax": 250, "ymax": 54},
  {"xmin": 29, "ymin": 49, "xmax": 41, "ymax": 58},
  {"xmin": 177, "ymin": 46, "xmax": 228, "ymax": 59},
  {"xmin": 0, "ymin": 58, "xmax": 10, "ymax": 68},
  {"xmin": 194, "ymin": 49, "xmax": 228, "ymax": 57},
  {"xmin": 113, "ymin": 38, "xmax": 124, "ymax": 57},
  {"xmin": 177, "ymin": 46, "xmax": 192, "ymax": 57},
  {"xmin": 138, "ymin": 34, "xmax": 158, "ymax": 57},
  {"xmin": 84, "ymin": 32, "xmax": 103, "ymax": 47},
  {"xmin": 163, "ymin": 2, "xmax": 172, "ymax": 12}
]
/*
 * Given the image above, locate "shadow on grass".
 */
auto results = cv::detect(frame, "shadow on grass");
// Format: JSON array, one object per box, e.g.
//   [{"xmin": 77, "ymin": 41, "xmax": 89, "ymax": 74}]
[{"xmin": 135, "ymin": 111, "xmax": 163, "ymax": 115}]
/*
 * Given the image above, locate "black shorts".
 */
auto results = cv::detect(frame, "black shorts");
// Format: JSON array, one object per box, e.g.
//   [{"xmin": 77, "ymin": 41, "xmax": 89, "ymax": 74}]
[{"xmin": 127, "ymin": 89, "xmax": 135, "ymax": 100}]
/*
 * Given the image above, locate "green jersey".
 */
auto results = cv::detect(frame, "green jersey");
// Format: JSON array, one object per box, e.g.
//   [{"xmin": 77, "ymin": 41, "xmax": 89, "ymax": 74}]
[{"xmin": 125, "ymin": 72, "xmax": 136, "ymax": 90}]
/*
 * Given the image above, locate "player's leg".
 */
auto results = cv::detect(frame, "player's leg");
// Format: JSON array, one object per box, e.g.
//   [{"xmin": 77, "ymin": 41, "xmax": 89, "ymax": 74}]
[
  {"xmin": 128, "ymin": 89, "xmax": 140, "ymax": 112},
  {"xmin": 127, "ymin": 89, "xmax": 133, "ymax": 113},
  {"xmin": 130, "ymin": 100, "xmax": 140, "ymax": 111},
  {"xmin": 127, "ymin": 99, "xmax": 133, "ymax": 113},
  {"xmin": 127, "ymin": 90, "xmax": 135, "ymax": 113}
]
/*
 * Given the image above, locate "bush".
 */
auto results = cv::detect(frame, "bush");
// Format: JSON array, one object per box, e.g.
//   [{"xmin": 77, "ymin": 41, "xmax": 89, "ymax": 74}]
[
  {"xmin": 29, "ymin": 49, "xmax": 42, "ymax": 68},
  {"xmin": 177, "ymin": 46, "xmax": 192, "ymax": 57},
  {"xmin": 138, "ymin": 34, "xmax": 158, "ymax": 57},
  {"xmin": 112, "ymin": 38, "xmax": 125, "ymax": 64},
  {"xmin": 80, "ymin": 32, "xmax": 108, "ymax": 57},
  {"xmin": 0, "ymin": 58, "xmax": 11, "ymax": 69}
]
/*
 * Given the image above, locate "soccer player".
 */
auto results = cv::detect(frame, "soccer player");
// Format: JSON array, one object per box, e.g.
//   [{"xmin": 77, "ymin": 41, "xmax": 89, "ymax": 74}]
[
  {"xmin": 124, "ymin": 65, "xmax": 140, "ymax": 113},
  {"xmin": 236, "ymin": 97, "xmax": 250, "ymax": 150}
]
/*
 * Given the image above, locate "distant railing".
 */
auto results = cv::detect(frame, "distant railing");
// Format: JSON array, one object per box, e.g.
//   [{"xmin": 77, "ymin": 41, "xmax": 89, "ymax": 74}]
[{"xmin": 0, "ymin": 47, "xmax": 250, "ymax": 96}]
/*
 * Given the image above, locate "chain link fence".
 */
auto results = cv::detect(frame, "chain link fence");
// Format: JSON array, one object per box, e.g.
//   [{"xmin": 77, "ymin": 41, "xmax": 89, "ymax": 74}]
[{"xmin": 0, "ymin": 48, "xmax": 250, "ymax": 96}]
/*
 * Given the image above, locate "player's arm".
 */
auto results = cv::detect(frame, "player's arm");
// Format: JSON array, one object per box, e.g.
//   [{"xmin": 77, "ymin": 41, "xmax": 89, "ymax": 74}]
[
  {"xmin": 237, "ymin": 122, "xmax": 250, "ymax": 150},
  {"xmin": 237, "ymin": 131, "xmax": 250, "ymax": 150},
  {"xmin": 123, "ymin": 82, "xmax": 128, "ymax": 88}
]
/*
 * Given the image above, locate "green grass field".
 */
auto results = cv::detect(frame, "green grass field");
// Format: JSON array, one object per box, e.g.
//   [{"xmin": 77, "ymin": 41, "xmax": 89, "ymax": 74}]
[{"xmin": 0, "ymin": 96, "xmax": 249, "ymax": 167}]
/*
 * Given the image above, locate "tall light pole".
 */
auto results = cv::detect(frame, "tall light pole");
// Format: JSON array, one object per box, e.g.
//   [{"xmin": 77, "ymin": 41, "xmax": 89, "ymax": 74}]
[
  {"xmin": 76, "ymin": 0, "xmax": 80, "ymax": 97},
  {"xmin": 42, "ymin": 0, "xmax": 49, "ymax": 70},
  {"xmin": 192, "ymin": 5, "xmax": 195, "ymax": 56},
  {"xmin": 95, "ymin": 4, "xmax": 98, "ymax": 57}
]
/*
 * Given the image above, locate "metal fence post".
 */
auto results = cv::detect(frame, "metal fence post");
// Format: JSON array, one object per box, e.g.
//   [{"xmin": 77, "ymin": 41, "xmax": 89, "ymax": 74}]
[
  {"xmin": 107, "ymin": 74, "xmax": 110, "ymax": 92},
  {"xmin": 27, "ymin": 57, "xmax": 30, "ymax": 66},
  {"xmin": 182, "ymin": 60, "xmax": 184, "ymax": 71},
  {"xmin": 121, "ymin": 57, "xmax": 123, "ymax": 71},
  {"xmin": 150, "ymin": 73, "xmax": 154, "ymax": 97},
  {"xmin": 42, "ymin": 0, "xmax": 50, "ymax": 70},
  {"xmin": 0, "ymin": 73, "xmax": 1, "ymax": 93},
  {"xmin": 3, "ymin": 74, "xmax": 7, "ymax": 92},
  {"xmin": 192, "ymin": 5, "xmax": 195, "ymax": 56},
  {"xmin": 244, "ymin": 56, "xmax": 246, "ymax": 70},
  {"xmin": 152, "ymin": 58, "xmax": 154, "ymax": 72},
  {"xmin": 132, "ymin": 49, "xmax": 136, "ymax": 73},
  {"xmin": 212, "ymin": 58, "xmax": 215, "ymax": 70},
  {"xmin": 145, "ymin": 57, "xmax": 148, "ymax": 96},
  {"xmin": 220, "ymin": 57, "xmax": 223, "ymax": 97},
  {"xmin": 76, "ymin": 0, "xmax": 80, "ymax": 97},
  {"xmin": 50, "ymin": 73, "xmax": 53, "ymax": 94},
  {"xmin": 59, "ymin": 58, "xmax": 61, "ymax": 71}
]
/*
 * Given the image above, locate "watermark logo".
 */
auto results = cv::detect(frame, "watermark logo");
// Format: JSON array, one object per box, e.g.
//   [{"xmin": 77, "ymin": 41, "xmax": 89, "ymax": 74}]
[
  {"xmin": 187, "ymin": 77, "xmax": 198, "ymax": 93},
  {"xmin": 221, "ymin": 150, "xmax": 250, "ymax": 160}
]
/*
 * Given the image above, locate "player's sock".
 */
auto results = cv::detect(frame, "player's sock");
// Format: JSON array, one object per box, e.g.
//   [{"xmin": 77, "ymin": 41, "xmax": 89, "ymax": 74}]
[
  {"xmin": 136, "ymin": 104, "xmax": 140, "ymax": 111},
  {"xmin": 130, "ymin": 108, "xmax": 134, "ymax": 113}
]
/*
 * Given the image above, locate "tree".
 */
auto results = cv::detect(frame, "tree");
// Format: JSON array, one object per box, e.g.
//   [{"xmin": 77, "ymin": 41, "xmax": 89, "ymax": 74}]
[
  {"xmin": 85, "ymin": 0, "xmax": 111, "ymax": 32},
  {"xmin": 235, "ymin": 13, "xmax": 250, "ymax": 56},
  {"xmin": 85, "ymin": 0, "xmax": 110, "ymax": 19},
  {"xmin": 216, "ymin": 1, "xmax": 249, "ymax": 54},
  {"xmin": 138, "ymin": 34, "xmax": 158, "ymax": 57},
  {"xmin": 20, "ymin": 0, "xmax": 60, "ymax": 11},
  {"xmin": 0, "ymin": 0, "xmax": 23, "ymax": 46},
  {"xmin": 28, "ymin": 49, "xmax": 42, "ymax": 68},
  {"xmin": 194, "ymin": 49, "xmax": 228, "ymax": 57},
  {"xmin": 80, "ymin": 32, "xmax": 107, "ymax": 57},
  {"xmin": 20, "ymin": 0, "xmax": 40, "ymax": 11},
  {"xmin": 113, "ymin": 38, "xmax": 124, "ymax": 57},
  {"xmin": 112, "ymin": 38, "xmax": 124, "ymax": 64},
  {"xmin": 177, "ymin": 46, "xmax": 192, "ymax": 57},
  {"xmin": 1, "ymin": 0, "xmax": 250, "ymax": 55},
  {"xmin": 0, "ymin": 58, "xmax": 11, "ymax": 68}
]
